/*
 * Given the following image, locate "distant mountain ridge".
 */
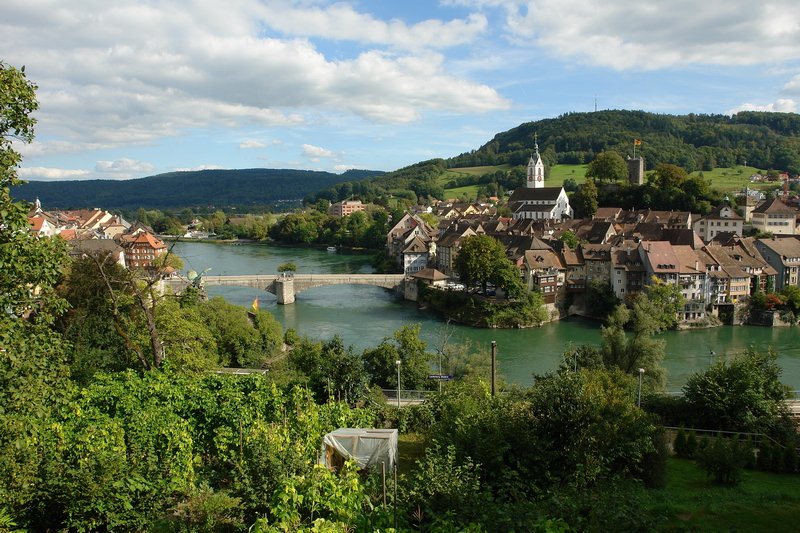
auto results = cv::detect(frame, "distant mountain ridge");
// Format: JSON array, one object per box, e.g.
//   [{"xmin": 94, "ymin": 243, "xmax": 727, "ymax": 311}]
[{"xmin": 12, "ymin": 168, "xmax": 383, "ymax": 210}]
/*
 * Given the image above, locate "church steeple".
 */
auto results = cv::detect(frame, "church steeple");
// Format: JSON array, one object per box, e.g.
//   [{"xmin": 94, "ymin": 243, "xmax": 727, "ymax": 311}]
[{"xmin": 526, "ymin": 133, "xmax": 545, "ymax": 188}]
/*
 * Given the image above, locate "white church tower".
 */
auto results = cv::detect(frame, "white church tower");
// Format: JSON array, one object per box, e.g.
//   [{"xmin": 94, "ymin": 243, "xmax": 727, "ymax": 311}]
[{"xmin": 526, "ymin": 135, "xmax": 545, "ymax": 189}]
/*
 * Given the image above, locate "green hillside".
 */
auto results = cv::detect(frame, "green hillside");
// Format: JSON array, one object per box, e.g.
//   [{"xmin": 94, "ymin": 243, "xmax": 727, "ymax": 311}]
[
  {"xmin": 311, "ymin": 110, "xmax": 800, "ymax": 205},
  {"xmin": 451, "ymin": 109, "xmax": 800, "ymax": 173},
  {"xmin": 12, "ymin": 168, "xmax": 382, "ymax": 210}
]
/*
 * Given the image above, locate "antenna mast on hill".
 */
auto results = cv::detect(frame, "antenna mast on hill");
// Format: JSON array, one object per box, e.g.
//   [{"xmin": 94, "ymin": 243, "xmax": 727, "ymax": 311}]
[{"xmin": 594, "ymin": 95, "xmax": 597, "ymax": 112}]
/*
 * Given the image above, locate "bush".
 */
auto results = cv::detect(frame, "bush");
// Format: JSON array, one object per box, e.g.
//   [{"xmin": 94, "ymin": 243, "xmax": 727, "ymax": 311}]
[
  {"xmin": 642, "ymin": 429, "xmax": 668, "ymax": 488},
  {"xmin": 686, "ymin": 431, "xmax": 698, "ymax": 459},
  {"xmin": 756, "ymin": 441, "xmax": 773, "ymax": 471},
  {"xmin": 696, "ymin": 437, "xmax": 750, "ymax": 485},
  {"xmin": 782, "ymin": 444, "xmax": 797, "ymax": 474},
  {"xmin": 673, "ymin": 428, "xmax": 687, "ymax": 458}
]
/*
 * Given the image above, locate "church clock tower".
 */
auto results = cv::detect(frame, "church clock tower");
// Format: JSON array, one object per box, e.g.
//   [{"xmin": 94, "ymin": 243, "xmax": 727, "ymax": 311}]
[{"xmin": 525, "ymin": 134, "xmax": 545, "ymax": 189}]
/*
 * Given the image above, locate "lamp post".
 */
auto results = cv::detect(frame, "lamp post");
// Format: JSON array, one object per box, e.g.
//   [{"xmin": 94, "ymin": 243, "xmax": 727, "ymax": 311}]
[
  {"xmin": 637, "ymin": 368, "xmax": 645, "ymax": 407},
  {"xmin": 396, "ymin": 360, "xmax": 401, "ymax": 408},
  {"xmin": 709, "ymin": 350, "xmax": 716, "ymax": 365}
]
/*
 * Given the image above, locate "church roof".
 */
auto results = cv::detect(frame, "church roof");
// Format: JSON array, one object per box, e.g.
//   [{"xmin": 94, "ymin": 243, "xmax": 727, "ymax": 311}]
[{"xmin": 508, "ymin": 187, "xmax": 563, "ymax": 202}]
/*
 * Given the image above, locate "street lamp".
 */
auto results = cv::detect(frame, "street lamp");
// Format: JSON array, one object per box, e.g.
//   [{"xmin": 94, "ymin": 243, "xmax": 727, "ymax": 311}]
[
  {"xmin": 396, "ymin": 360, "xmax": 401, "ymax": 408},
  {"xmin": 637, "ymin": 368, "xmax": 645, "ymax": 407},
  {"xmin": 709, "ymin": 350, "xmax": 716, "ymax": 365}
]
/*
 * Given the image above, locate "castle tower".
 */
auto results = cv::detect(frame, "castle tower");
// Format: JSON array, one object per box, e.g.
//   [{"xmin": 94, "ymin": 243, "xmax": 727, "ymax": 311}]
[
  {"xmin": 627, "ymin": 156, "xmax": 644, "ymax": 186},
  {"xmin": 526, "ymin": 134, "xmax": 545, "ymax": 189}
]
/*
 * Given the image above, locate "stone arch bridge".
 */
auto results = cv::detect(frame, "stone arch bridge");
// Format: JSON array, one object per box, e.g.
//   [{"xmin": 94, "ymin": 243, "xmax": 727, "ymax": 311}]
[{"xmin": 162, "ymin": 273, "xmax": 408, "ymax": 304}]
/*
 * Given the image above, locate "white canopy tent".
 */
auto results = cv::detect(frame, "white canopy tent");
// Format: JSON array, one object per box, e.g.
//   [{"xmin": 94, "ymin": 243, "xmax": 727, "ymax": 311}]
[{"xmin": 318, "ymin": 428, "xmax": 398, "ymax": 471}]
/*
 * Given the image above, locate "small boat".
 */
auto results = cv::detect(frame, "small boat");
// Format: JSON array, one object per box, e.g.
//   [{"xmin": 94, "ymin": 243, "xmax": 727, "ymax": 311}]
[{"xmin": 326, "ymin": 246, "xmax": 337, "ymax": 253}]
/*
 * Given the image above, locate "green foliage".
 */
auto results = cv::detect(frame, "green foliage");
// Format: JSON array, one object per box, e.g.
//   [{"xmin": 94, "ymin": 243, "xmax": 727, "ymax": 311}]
[
  {"xmin": 585, "ymin": 280, "xmax": 617, "ymax": 318},
  {"xmin": 640, "ymin": 277, "xmax": 685, "ymax": 331},
  {"xmin": 400, "ymin": 442, "xmax": 487, "ymax": 529},
  {"xmin": 600, "ymin": 303, "xmax": 667, "ymax": 389},
  {"xmin": 420, "ymin": 285, "xmax": 547, "ymax": 328},
  {"xmin": 289, "ymin": 335, "xmax": 369, "ymax": 403},
  {"xmin": 361, "ymin": 325, "xmax": 433, "ymax": 391},
  {"xmin": 695, "ymin": 437, "xmax": 752, "ymax": 486},
  {"xmin": 167, "ymin": 485, "xmax": 244, "ymax": 531},
  {"xmin": 586, "ymin": 151, "xmax": 629, "ymax": 184},
  {"xmin": 420, "ymin": 371, "xmax": 658, "ymax": 501},
  {"xmin": 683, "ymin": 348, "xmax": 790, "ymax": 434},
  {"xmin": 456, "ymin": 234, "xmax": 524, "ymax": 297},
  {"xmin": 268, "ymin": 208, "xmax": 390, "ymax": 249},
  {"xmin": 570, "ymin": 178, "xmax": 599, "ymax": 218},
  {"xmin": 277, "ymin": 261, "xmax": 297, "ymax": 273},
  {"xmin": 558, "ymin": 229, "xmax": 580, "ymax": 248},
  {"xmin": 4, "ymin": 369, "xmax": 376, "ymax": 530}
]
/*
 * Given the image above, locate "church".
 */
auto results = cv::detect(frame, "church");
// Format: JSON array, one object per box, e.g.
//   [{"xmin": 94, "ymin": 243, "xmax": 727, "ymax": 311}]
[{"xmin": 508, "ymin": 139, "xmax": 573, "ymax": 221}]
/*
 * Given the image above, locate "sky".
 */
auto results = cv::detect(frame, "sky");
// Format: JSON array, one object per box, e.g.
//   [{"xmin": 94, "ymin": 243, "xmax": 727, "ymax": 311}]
[{"xmin": 4, "ymin": 0, "xmax": 800, "ymax": 182}]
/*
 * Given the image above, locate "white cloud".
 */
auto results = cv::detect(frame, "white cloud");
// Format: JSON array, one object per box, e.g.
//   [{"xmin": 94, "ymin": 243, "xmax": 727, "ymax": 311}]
[
  {"xmin": 239, "ymin": 140, "xmax": 266, "ymax": 149},
  {"xmin": 258, "ymin": 2, "xmax": 488, "ymax": 50},
  {"xmin": 334, "ymin": 164, "xmax": 359, "ymax": 172},
  {"xmin": 459, "ymin": 0, "xmax": 800, "ymax": 70},
  {"xmin": 171, "ymin": 164, "xmax": 226, "ymax": 172},
  {"xmin": 18, "ymin": 167, "xmax": 91, "ymax": 181},
  {"xmin": 784, "ymin": 75, "xmax": 800, "ymax": 93},
  {"xmin": 1, "ymin": 0, "xmax": 506, "ymax": 159},
  {"xmin": 728, "ymin": 99, "xmax": 798, "ymax": 114},
  {"xmin": 95, "ymin": 158, "xmax": 155, "ymax": 173},
  {"xmin": 302, "ymin": 144, "xmax": 336, "ymax": 158}
]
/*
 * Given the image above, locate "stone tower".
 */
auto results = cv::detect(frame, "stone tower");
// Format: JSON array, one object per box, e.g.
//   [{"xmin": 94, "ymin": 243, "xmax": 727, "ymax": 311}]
[{"xmin": 627, "ymin": 156, "xmax": 644, "ymax": 186}]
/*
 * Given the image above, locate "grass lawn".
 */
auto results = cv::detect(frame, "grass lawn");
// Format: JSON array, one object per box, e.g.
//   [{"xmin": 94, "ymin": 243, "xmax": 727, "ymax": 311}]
[
  {"xmin": 689, "ymin": 165, "xmax": 778, "ymax": 194},
  {"xmin": 443, "ymin": 184, "xmax": 481, "ymax": 200},
  {"xmin": 397, "ymin": 432, "xmax": 426, "ymax": 476},
  {"xmin": 644, "ymin": 458, "xmax": 800, "ymax": 531}
]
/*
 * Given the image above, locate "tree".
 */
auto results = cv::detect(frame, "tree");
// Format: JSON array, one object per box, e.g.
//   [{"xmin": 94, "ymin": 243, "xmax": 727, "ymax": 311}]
[
  {"xmin": 600, "ymin": 303, "xmax": 667, "ymax": 389},
  {"xmin": 1, "ymin": 62, "xmax": 68, "ymax": 322},
  {"xmin": 586, "ymin": 151, "xmax": 628, "ymax": 184},
  {"xmin": 649, "ymin": 163, "xmax": 688, "ymax": 189},
  {"xmin": 683, "ymin": 348, "xmax": 791, "ymax": 435},
  {"xmin": 570, "ymin": 177, "xmax": 598, "ymax": 218},
  {"xmin": 361, "ymin": 325, "xmax": 432, "ymax": 390},
  {"xmin": 637, "ymin": 278, "xmax": 685, "ymax": 331},
  {"xmin": 0, "ymin": 61, "xmax": 73, "ymax": 522},
  {"xmin": 277, "ymin": 262, "xmax": 297, "ymax": 274},
  {"xmin": 559, "ymin": 230, "xmax": 580, "ymax": 249},
  {"xmin": 456, "ymin": 234, "xmax": 523, "ymax": 297}
]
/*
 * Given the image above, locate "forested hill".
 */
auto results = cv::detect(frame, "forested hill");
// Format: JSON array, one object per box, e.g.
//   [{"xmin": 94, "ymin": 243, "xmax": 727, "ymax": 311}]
[
  {"xmin": 12, "ymin": 168, "xmax": 383, "ymax": 210},
  {"xmin": 452, "ymin": 110, "xmax": 800, "ymax": 172},
  {"xmin": 310, "ymin": 110, "xmax": 800, "ymax": 204}
]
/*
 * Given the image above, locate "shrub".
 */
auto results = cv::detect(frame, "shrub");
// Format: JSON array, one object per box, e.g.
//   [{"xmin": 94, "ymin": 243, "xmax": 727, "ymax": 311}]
[
  {"xmin": 696, "ymin": 437, "xmax": 750, "ymax": 486},
  {"xmin": 642, "ymin": 429, "xmax": 669, "ymax": 488},
  {"xmin": 673, "ymin": 428, "xmax": 687, "ymax": 458},
  {"xmin": 685, "ymin": 431, "xmax": 698, "ymax": 459},
  {"xmin": 782, "ymin": 444, "xmax": 797, "ymax": 474},
  {"xmin": 756, "ymin": 441, "xmax": 773, "ymax": 471}
]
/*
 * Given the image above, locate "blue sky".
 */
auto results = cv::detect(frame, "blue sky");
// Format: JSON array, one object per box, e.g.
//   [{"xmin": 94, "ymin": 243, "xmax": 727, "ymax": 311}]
[{"xmin": 4, "ymin": 0, "xmax": 800, "ymax": 181}]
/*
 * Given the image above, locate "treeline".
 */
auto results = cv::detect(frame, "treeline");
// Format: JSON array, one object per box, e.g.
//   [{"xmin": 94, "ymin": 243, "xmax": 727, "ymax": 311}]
[
  {"xmin": 308, "ymin": 159, "xmax": 449, "ymax": 206},
  {"xmin": 13, "ymin": 168, "xmax": 382, "ymax": 211},
  {"xmin": 452, "ymin": 110, "xmax": 800, "ymax": 173},
  {"xmin": 268, "ymin": 206, "xmax": 394, "ymax": 250}
]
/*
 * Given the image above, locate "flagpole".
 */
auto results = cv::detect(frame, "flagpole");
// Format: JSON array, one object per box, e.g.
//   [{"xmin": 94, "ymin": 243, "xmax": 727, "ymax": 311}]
[{"xmin": 633, "ymin": 139, "xmax": 636, "ymax": 159}]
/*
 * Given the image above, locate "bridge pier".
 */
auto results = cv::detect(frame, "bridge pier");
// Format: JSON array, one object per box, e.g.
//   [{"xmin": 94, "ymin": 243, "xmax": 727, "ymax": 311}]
[{"xmin": 274, "ymin": 278, "xmax": 295, "ymax": 305}]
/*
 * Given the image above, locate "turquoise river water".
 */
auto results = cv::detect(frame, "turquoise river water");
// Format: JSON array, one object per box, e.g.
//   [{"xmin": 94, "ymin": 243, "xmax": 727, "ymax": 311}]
[{"xmin": 173, "ymin": 241, "xmax": 800, "ymax": 391}]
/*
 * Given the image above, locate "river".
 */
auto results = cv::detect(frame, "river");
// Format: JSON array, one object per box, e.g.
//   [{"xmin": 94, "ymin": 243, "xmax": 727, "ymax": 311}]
[{"xmin": 172, "ymin": 241, "xmax": 800, "ymax": 390}]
